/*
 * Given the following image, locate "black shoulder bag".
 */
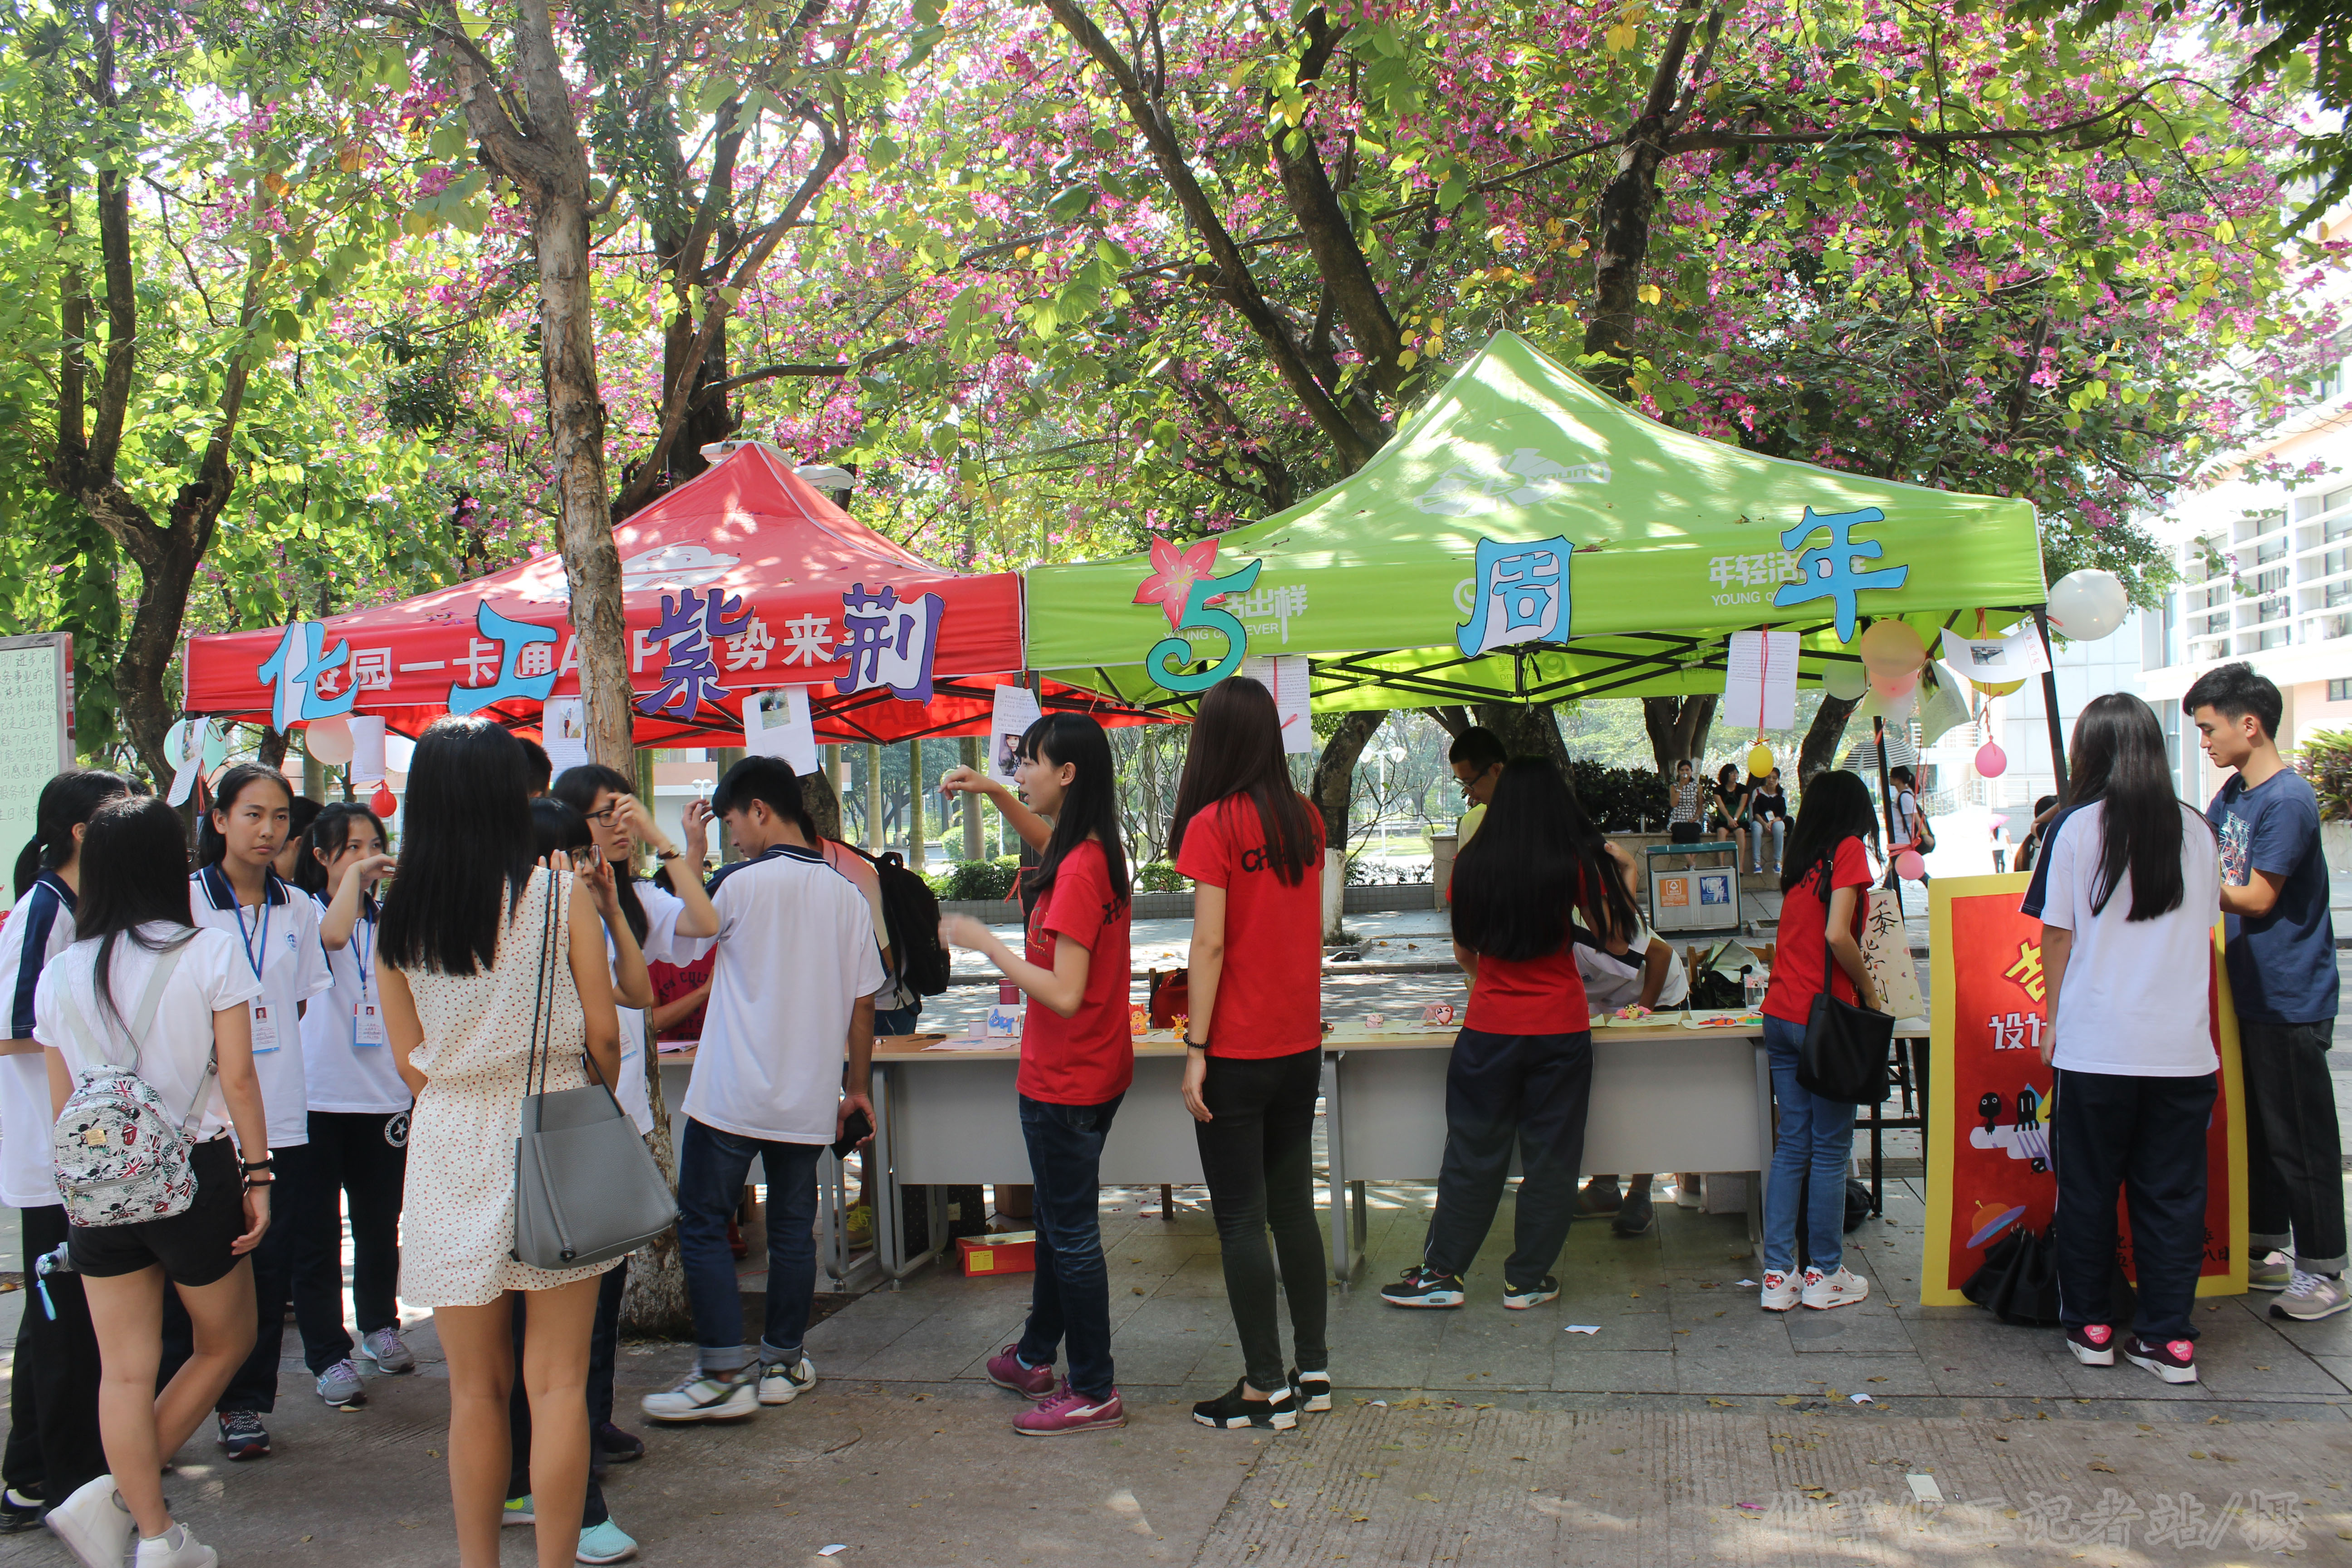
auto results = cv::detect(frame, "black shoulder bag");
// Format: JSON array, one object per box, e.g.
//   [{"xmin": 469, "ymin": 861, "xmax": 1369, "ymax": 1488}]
[{"xmin": 1794, "ymin": 856, "xmax": 1893, "ymax": 1104}]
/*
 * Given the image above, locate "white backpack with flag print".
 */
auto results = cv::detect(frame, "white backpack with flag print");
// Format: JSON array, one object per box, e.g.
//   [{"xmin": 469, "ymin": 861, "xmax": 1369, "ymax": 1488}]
[{"xmin": 47, "ymin": 942, "xmax": 208, "ymax": 1228}]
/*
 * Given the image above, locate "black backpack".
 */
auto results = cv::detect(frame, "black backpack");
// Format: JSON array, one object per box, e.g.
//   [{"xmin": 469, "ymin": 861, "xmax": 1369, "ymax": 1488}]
[{"xmin": 851, "ymin": 848, "xmax": 951, "ymax": 997}]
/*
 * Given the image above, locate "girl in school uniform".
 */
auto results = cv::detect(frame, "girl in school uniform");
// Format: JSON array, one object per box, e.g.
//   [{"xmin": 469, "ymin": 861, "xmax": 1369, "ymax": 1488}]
[
  {"xmin": 291, "ymin": 805, "xmax": 413, "ymax": 1385},
  {"xmin": 939, "ymin": 715, "xmax": 1135, "ymax": 1436},
  {"xmin": 175, "ymin": 765, "xmax": 333, "ymax": 1459}
]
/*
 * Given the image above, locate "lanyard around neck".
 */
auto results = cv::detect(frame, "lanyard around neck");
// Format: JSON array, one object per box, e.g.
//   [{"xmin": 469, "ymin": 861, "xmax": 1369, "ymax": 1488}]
[{"xmin": 220, "ymin": 867, "xmax": 272, "ymax": 985}]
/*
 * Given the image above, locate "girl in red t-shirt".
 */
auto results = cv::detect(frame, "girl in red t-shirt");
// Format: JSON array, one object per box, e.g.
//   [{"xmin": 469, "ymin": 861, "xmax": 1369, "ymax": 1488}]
[
  {"xmin": 1165, "ymin": 676, "xmax": 1328, "ymax": 1431},
  {"xmin": 1382, "ymin": 759, "xmax": 1639, "ymax": 1313},
  {"xmin": 1756, "ymin": 769, "xmax": 1883, "ymax": 1314},
  {"xmin": 938, "ymin": 715, "xmax": 1134, "ymax": 1436}
]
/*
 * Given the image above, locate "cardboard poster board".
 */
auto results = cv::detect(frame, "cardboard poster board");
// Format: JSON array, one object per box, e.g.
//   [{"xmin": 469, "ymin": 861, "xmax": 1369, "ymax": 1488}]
[
  {"xmin": 1919, "ymin": 874, "xmax": 2247, "ymax": 1304},
  {"xmin": 0, "ymin": 635, "xmax": 73, "ymax": 914}
]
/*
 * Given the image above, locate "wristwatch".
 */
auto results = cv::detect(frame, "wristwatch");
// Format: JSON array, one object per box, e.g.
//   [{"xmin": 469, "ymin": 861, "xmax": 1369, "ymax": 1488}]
[{"xmin": 654, "ymin": 845, "xmax": 682, "ymax": 862}]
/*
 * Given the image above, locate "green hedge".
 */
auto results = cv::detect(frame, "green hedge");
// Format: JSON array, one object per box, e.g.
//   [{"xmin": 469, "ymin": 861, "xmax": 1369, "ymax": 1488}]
[
  {"xmin": 1135, "ymin": 860, "xmax": 1189, "ymax": 892},
  {"xmin": 931, "ymin": 856, "xmax": 1022, "ymax": 902}
]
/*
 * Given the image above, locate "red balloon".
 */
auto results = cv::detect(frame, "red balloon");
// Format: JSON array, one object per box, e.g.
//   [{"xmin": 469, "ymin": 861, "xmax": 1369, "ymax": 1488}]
[{"xmin": 370, "ymin": 784, "xmax": 398, "ymax": 818}]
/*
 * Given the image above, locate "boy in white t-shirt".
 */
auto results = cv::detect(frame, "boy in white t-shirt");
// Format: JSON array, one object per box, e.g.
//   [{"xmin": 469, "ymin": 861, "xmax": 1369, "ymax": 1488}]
[{"xmin": 641, "ymin": 757, "xmax": 883, "ymax": 1426}]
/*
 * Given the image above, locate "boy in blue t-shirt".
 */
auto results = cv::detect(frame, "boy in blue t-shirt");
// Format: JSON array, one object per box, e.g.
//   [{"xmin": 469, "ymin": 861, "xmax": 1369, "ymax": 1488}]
[{"xmin": 2185, "ymin": 662, "xmax": 2343, "ymax": 1321}]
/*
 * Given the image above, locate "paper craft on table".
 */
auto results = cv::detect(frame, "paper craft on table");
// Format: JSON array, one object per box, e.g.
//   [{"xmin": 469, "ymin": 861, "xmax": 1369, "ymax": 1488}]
[
  {"xmin": 987, "ymin": 684, "xmax": 1043, "ymax": 782},
  {"xmin": 745, "ymin": 685, "xmax": 820, "ymax": 773},
  {"xmin": 1563, "ymin": 1324, "xmax": 1601, "ymax": 1335},
  {"xmin": 1939, "ymin": 622, "xmax": 2049, "ymax": 681},
  {"xmin": 1239, "ymin": 654, "xmax": 1314, "ymax": 754},
  {"xmin": 542, "ymin": 696, "xmax": 590, "ymax": 777},
  {"xmin": 1720, "ymin": 629, "xmax": 1799, "ymax": 733}
]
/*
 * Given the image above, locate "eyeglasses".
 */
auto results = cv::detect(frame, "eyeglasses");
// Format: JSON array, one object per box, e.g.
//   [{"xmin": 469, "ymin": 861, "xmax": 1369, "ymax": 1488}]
[{"xmin": 582, "ymin": 803, "xmax": 625, "ymax": 826}]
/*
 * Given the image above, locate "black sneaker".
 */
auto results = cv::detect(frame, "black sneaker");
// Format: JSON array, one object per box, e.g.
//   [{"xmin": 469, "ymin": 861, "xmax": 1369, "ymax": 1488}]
[
  {"xmin": 1611, "ymin": 1189, "xmax": 1656, "ymax": 1237},
  {"xmin": 594, "ymin": 1421, "xmax": 646, "ymax": 1464},
  {"xmin": 1503, "ymin": 1276, "xmax": 1561, "ymax": 1310},
  {"xmin": 1287, "ymin": 1367, "xmax": 1332, "ymax": 1414},
  {"xmin": 2123, "ymin": 1335, "xmax": 2198, "ymax": 1385},
  {"xmin": 1192, "ymin": 1380, "xmax": 1297, "ymax": 1431},
  {"xmin": 0, "ymin": 1485, "xmax": 44, "ymax": 1532},
  {"xmin": 217, "ymin": 1410, "xmax": 271, "ymax": 1460},
  {"xmin": 1577, "ymin": 1178, "xmax": 1624, "ymax": 1215},
  {"xmin": 1380, "ymin": 1266, "xmax": 1465, "ymax": 1308}
]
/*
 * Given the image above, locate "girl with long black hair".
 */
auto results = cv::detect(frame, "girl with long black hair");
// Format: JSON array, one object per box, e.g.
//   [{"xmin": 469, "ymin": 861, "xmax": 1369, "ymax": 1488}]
[
  {"xmin": 1165, "ymin": 677, "xmax": 1327, "ymax": 1431},
  {"xmin": 0, "ymin": 769, "xmax": 129, "ymax": 1534},
  {"xmin": 939, "ymin": 714, "xmax": 1134, "ymax": 1436},
  {"xmin": 35, "ymin": 794, "xmax": 271, "ymax": 1568},
  {"xmin": 174, "ymin": 765, "xmax": 334, "ymax": 1457},
  {"xmin": 2021, "ymin": 692, "xmax": 2221, "ymax": 1384},
  {"xmin": 289, "ymin": 804, "xmax": 414, "ymax": 1392},
  {"xmin": 1384, "ymin": 758, "xmax": 1639, "ymax": 1313},
  {"xmin": 1757, "ymin": 769, "xmax": 1883, "ymax": 1314},
  {"xmin": 375, "ymin": 716, "xmax": 623, "ymax": 1568}
]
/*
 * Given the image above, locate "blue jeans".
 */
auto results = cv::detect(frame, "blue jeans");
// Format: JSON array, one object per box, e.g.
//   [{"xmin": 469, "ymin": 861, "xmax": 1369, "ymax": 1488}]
[
  {"xmin": 1015, "ymin": 1093, "xmax": 1123, "ymax": 1398},
  {"xmin": 1762, "ymin": 1014, "xmax": 1858, "ymax": 1275},
  {"xmin": 677, "ymin": 1118, "xmax": 823, "ymax": 1375}
]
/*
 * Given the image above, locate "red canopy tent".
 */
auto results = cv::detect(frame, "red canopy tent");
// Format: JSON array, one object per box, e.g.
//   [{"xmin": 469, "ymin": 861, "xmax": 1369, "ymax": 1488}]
[{"xmin": 185, "ymin": 443, "xmax": 1149, "ymax": 745}]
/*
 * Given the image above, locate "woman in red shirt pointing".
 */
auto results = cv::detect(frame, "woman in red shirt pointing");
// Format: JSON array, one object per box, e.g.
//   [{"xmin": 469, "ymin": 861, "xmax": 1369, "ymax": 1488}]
[
  {"xmin": 1383, "ymin": 758, "xmax": 1639, "ymax": 1312},
  {"xmin": 939, "ymin": 715, "xmax": 1134, "ymax": 1437},
  {"xmin": 1756, "ymin": 769, "xmax": 1883, "ymax": 1314},
  {"xmin": 1166, "ymin": 676, "xmax": 1328, "ymax": 1432}
]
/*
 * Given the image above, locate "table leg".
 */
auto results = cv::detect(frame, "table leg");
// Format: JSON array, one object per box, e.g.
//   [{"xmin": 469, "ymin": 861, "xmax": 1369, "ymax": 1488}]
[
  {"xmin": 1322, "ymin": 1052, "xmax": 1357, "ymax": 1288},
  {"xmin": 867, "ymin": 1062, "xmax": 948, "ymax": 1288},
  {"xmin": 1750, "ymin": 1039, "xmax": 1773, "ymax": 1249}
]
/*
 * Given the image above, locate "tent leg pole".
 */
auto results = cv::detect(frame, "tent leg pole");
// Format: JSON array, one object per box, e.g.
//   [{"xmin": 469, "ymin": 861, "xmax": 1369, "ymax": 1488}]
[
  {"xmin": 2032, "ymin": 607, "xmax": 2070, "ymax": 806},
  {"xmin": 1873, "ymin": 715, "xmax": 1903, "ymax": 919}
]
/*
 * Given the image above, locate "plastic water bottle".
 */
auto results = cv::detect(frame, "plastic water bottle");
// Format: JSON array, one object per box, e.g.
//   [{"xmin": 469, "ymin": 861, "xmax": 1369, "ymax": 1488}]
[{"xmin": 1743, "ymin": 966, "xmax": 1769, "ymax": 1013}]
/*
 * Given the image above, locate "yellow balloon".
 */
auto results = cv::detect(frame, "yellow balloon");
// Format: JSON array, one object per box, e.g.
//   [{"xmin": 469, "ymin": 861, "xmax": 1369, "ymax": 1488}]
[
  {"xmin": 1747, "ymin": 742, "xmax": 1774, "ymax": 779},
  {"xmin": 1970, "ymin": 678, "xmax": 2025, "ymax": 698}
]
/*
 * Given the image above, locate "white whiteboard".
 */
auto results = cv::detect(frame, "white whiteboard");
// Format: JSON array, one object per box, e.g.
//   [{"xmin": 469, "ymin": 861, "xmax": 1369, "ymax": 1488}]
[{"xmin": 0, "ymin": 636, "xmax": 74, "ymax": 914}]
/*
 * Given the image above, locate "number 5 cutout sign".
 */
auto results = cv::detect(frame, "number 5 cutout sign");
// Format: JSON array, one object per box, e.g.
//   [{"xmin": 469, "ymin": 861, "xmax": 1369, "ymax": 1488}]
[{"xmin": 1132, "ymin": 537, "xmax": 1264, "ymax": 695}]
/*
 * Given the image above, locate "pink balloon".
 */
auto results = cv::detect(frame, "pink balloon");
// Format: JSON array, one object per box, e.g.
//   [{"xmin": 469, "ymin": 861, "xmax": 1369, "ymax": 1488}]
[
  {"xmin": 1975, "ymin": 740, "xmax": 2008, "ymax": 779},
  {"xmin": 1893, "ymin": 850, "xmax": 1926, "ymax": 881},
  {"xmin": 1872, "ymin": 670, "xmax": 1918, "ymax": 699}
]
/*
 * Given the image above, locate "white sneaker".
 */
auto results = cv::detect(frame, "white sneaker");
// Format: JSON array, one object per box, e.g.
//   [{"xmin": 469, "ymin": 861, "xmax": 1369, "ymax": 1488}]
[
  {"xmin": 639, "ymin": 1369, "xmax": 758, "ymax": 1423},
  {"xmin": 757, "ymin": 1356, "xmax": 816, "ymax": 1406},
  {"xmin": 1759, "ymin": 1270, "xmax": 1801, "ymax": 1312},
  {"xmin": 44, "ymin": 1475, "xmax": 136, "ymax": 1568},
  {"xmin": 133, "ymin": 1523, "xmax": 217, "ymax": 1567},
  {"xmin": 1800, "ymin": 1266, "xmax": 1870, "ymax": 1310}
]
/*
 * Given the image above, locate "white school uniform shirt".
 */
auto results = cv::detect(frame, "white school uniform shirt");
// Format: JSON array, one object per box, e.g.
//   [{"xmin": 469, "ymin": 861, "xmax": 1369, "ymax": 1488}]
[
  {"xmin": 1574, "ymin": 920, "xmax": 1690, "ymax": 1013},
  {"xmin": 298, "ymin": 893, "xmax": 411, "ymax": 1116},
  {"xmin": 35, "ymin": 925, "xmax": 263, "ymax": 1144},
  {"xmin": 192, "ymin": 866, "xmax": 334, "ymax": 1149},
  {"xmin": 606, "ymin": 879, "xmax": 688, "ymax": 1136},
  {"xmin": 0, "ymin": 874, "xmax": 78, "ymax": 1207},
  {"xmin": 671, "ymin": 844, "xmax": 886, "ymax": 1146},
  {"xmin": 2020, "ymin": 800, "xmax": 2221, "ymax": 1077}
]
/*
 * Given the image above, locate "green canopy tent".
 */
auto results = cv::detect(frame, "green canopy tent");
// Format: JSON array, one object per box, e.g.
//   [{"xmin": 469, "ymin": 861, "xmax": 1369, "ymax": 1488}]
[{"xmin": 1023, "ymin": 332, "xmax": 2045, "ymax": 712}]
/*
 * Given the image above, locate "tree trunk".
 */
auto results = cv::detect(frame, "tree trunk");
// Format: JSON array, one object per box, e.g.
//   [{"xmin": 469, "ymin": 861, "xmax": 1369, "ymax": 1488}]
[
  {"xmin": 1642, "ymin": 695, "xmax": 1718, "ymax": 776},
  {"xmin": 1797, "ymin": 695, "xmax": 1860, "ymax": 786},
  {"xmin": 1311, "ymin": 709, "xmax": 1385, "ymax": 938},
  {"xmin": 257, "ymin": 725, "xmax": 289, "ymax": 774},
  {"xmin": 960, "ymin": 737, "xmax": 984, "ymax": 859},
  {"xmin": 1470, "ymin": 701, "xmax": 1573, "ymax": 783},
  {"xmin": 802, "ymin": 755, "xmax": 843, "ymax": 842}
]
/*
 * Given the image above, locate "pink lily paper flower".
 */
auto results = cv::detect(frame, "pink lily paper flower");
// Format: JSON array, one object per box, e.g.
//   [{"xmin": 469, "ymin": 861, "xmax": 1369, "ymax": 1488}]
[{"xmin": 1133, "ymin": 536, "xmax": 1222, "ymax": 630}]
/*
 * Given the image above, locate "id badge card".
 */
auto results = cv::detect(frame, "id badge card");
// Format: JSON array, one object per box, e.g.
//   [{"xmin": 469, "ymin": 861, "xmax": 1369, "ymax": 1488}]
[
  {"xmin": 250, "ymin": 1000, "xmax": 280, "ymax": 1054},
  {"xmin": 353, "ymin": 1001, "xmax": 387, "ymax": 1048}
]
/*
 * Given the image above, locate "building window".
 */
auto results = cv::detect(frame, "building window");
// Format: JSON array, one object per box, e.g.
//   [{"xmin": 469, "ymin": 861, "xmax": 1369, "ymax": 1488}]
[{"xmin": 2332, "ymin": 678, "xmax": 2352, "ymax": 703}]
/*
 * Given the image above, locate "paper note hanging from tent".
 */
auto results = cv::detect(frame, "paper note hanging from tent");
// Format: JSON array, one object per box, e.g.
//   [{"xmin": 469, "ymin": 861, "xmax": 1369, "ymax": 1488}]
[
  {"xmin": 165, "ymin": 718, "xmax": 212, "ymax": 808},
  {"xmin": 348, "ymin": 715, "xmax": 387, "ymax": 786},
  {"xmin": 1916, "ymin": 663, "xmax": 1974, "ymax": 747},
  {"xmin": 987, "ymin": 684, "xmax": 1044, "ymax": 783},
  {"xmin": 1939, "ymin": 622, "xmax": 2048, "ymax": 681},
  {"xmin": 745, "ymin": 686, "xmax": 819, "ymax": 773},
  {"xmin": 1239, "ymin": 654, "xmax": 1313, "ymax": 753},
  {"xmin": 1720, "ymin": 630, "xmax": 1799, "ymax": 731},
  {"xmin": 1860, "ymin": 887, "xmax": 1926, "ymax": 1019},
  {"xmin": 541, "ymin": 698, "xmax": 590, "ymax": 777}
]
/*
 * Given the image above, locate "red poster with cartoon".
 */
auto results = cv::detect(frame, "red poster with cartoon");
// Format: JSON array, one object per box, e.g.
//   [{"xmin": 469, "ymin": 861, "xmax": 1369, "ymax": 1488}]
[{"xmin": 1919, "ymin": 875, "xmax": 2247, "ymax": 1305}]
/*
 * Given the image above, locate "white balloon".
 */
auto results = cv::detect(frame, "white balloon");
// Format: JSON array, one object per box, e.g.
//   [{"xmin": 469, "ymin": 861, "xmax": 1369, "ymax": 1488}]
[
  {"xmin": 1821, "ymin": 663, "xmax": 1869, "ymax": 700},
  {"xmin": 306, "ymin": 715, "xmax": 354, "ymax": 766},
  {"xmin": 2046, "ymin": 568, "xmax": 2128, "ymax": 642}
]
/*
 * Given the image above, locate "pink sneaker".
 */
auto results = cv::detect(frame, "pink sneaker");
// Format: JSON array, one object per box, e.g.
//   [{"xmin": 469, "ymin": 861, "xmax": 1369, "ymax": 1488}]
[
  {"xmin": 1013, "ymin": 1383, "xmax": 1127, "ymax": 1436},
  {"xmin": 985, "ymin": 1345, "xmax": 1057, "ymax": 1400}
]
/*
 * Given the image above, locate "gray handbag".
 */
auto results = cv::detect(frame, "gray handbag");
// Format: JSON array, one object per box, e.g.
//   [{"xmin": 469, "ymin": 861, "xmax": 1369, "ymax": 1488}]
[{"xmin": 511, "ymin": 873, "xmax": 678, "ymax": 1269}]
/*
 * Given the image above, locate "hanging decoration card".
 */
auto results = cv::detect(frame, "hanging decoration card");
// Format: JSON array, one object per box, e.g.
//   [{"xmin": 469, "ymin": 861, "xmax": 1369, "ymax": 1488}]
[
  {"xmin": 745, "ymin": 686, "xmax": 820, "ymax": 773},
  {"xmin": 988, "ymin": 684, "xmax": 1043, "ymax": 782},
  {"xmin": 1720, "ymin": 629, "xmax": 1799, "ymax": 731},
  {"xmin": 1938, "ymin": 623, "xmax": 2049, "ymax": 683},
  {"xmin": 542, "ymin": 697, "xmax": 590, "ymax": 777},
  {"xmin": 1238, "ymin": 654, "xmax": 1314, "ymax": 753}
]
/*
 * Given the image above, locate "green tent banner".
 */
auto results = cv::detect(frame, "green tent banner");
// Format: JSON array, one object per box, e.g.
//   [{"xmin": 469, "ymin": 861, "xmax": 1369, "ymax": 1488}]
[{"xmin": 1024, "ymin": 332, "xmax": 2044, "ymax": 711}]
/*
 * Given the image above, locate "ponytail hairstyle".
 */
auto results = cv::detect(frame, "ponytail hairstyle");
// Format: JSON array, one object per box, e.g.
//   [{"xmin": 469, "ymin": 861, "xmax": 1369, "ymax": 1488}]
[
  {"xmin": 552, "ymin": 763, "xmax": 652, "ymax": 944},
  {"xmin": 14, "ymin": 769, "xmax": 133, "ymax": 899},
  {"xmin": 1016, "ymin": 714, "xmax": 1129, "ymax": 921},
  {"xmin": 1166, "ymin": 676, "xmax": 1317, "ymax": 885},
  {"xmin": 2066, "ymin": 692, "xmax": 2195, "ymax": 921},
  {"xmin": 195, "ymin": 763, "xmax": 295, "ymax": 870},
  {"xmin": 1449, "ymin": 758, "xmax": 1639, "ymax": 960},
  {"xmin": 74, "ymin": 794, "xmax": 197, "ymax": 1035},
  {"xmin": 1779, "ymin": 769, "xmax": 1878, "ymax": 896},
  {"xmin": 298, "ymin": 802, "xmax": 389, "ymax": 900}
]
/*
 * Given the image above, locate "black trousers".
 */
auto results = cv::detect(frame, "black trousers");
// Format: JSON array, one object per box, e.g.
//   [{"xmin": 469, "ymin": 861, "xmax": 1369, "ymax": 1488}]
[
  {"xmin": 2240, "ymin": 1019, "xmax": 2348, "ymax": 1274},
  {"xmin": 1194, "ymin": 1048, "xmax": 1328, "ymax": 1392},
  {"xmin": 2053, "ymin": 1068, "xmax": 2216, "ymax": 1343},
  {"xmin": 1422, "ymin": 1029, "xmax": 1593, "ymax": 1288},
  {"xmin": 161, "ymin": 1140, "xmax": 348, "ymax": 1411},
  {"xmin": 290, "ymin": 1111, "xmax": 407, "ymax": 1338},
  {"xmin": 505, "ymin": 1261, "xmax": 625, "ymax": 1529},
  {"xmin": 2, "ymin": 1204, "xmax": 106, "ymax": 1501}
]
